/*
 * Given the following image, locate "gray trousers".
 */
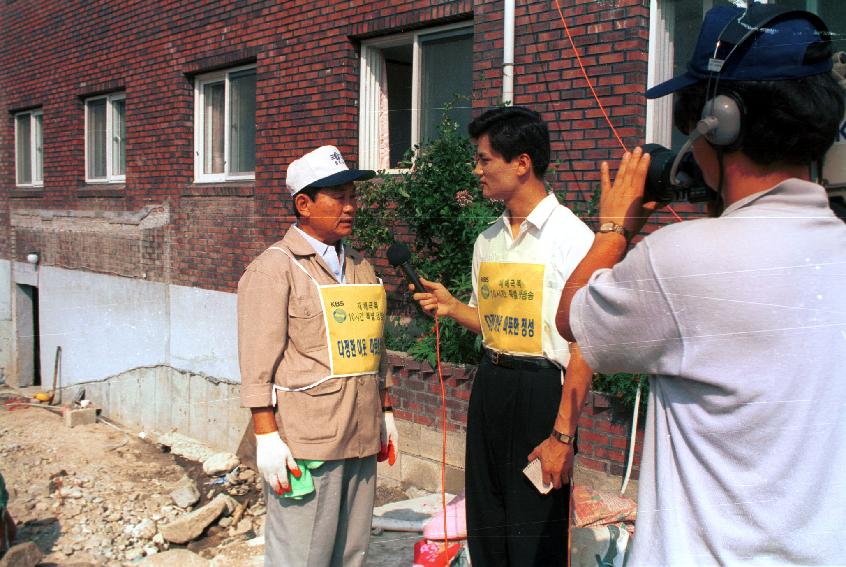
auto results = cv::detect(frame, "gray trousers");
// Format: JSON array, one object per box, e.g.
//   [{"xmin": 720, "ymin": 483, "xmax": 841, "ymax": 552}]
[{"xmin": 264, "ymin": 456, "xmax": 376, "ymax": 567}]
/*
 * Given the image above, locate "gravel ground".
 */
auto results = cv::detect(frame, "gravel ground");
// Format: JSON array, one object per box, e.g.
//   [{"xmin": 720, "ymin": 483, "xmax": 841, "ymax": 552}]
[{"xmin": 0, "ymin": 388, "xmax": 420, "ymax": 566}]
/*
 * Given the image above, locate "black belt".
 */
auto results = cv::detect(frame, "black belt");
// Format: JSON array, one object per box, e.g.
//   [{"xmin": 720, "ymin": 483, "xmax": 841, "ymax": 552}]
[{"xmin": 484, "ymin": 349, "xmax": 558, "ymax": 371}]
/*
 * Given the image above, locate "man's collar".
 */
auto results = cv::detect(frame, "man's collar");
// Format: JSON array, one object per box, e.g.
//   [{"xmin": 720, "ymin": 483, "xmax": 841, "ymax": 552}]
[
  {"xmin": 294, "ymin": 225, "xmax": 335, "ymax": 254},
  {"xmin": 284, "ymin": 225, "xmax": 327, "ymax": 256},
  {"xmin": 502, "ymin": 193, "xmax": 558, "ymax": 230},
  {"xmin": 721, "ymin": 178, "xmax": 826, "ymax": 216}
]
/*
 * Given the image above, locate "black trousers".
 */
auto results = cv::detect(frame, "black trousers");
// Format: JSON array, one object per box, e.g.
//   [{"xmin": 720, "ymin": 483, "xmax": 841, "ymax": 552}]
[{"xmin": 465, "ymin": 357, "xmax": 569, "ymax": 567}]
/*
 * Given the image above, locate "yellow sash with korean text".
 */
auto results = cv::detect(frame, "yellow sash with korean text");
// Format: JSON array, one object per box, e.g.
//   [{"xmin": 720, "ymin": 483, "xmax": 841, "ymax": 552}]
[
  {"xmin": 267, "ymin": 246, "xmax": 386, "ymax": 400},
  {"xmin": 477, "ymin": 262, "xmax": 544, "ymax": 356},
  {"xmin": 319, "ymin": 284, "xmax": 386, "ymax": 377}
]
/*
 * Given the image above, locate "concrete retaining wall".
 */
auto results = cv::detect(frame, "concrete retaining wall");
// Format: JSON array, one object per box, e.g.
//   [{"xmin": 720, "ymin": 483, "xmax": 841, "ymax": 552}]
[
  {"xmin": 72, "ymin": 366, "xmax": 251, "ymax": 453},
  {"xmin": 0, "ymin": 260, "xmax": 10, "ymax": 384},
  {"xmin": 36, "ymin": 266, "xmax": 238, "ymax": 386}
]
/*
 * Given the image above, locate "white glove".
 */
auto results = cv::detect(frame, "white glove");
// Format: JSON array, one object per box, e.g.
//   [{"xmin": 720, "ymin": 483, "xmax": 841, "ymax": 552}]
[
  {"xmin": 255, "ymin": 431, "xmax": 299, "ymax": 495},
  {"xmin": 379, "ymin": 411, "xmax": 400, "ymax": 465}
]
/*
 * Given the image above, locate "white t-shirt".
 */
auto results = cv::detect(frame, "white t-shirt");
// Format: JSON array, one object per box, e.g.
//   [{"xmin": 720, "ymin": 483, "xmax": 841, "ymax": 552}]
[
  {"xmin": 469, "ymin": 193, "xmax": 594, "ymax": 368},
  {"xmin": 571, "ymin": 179, "xmax": 846, "ymax": 565}
]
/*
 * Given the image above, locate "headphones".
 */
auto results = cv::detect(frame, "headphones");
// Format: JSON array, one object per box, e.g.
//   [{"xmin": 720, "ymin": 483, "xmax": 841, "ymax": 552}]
[{"xmin": 697, "ymin": 4, "xmax": 830, "ymax": 150}]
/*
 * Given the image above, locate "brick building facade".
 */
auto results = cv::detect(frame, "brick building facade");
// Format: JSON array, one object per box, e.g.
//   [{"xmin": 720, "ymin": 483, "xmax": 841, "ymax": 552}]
[{"xmin": 2, "ymin": 0, "xmax": 843, "ymax": 490}]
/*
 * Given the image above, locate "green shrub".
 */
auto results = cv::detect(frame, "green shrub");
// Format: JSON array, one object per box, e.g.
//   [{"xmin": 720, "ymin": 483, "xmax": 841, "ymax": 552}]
[{"xmin": 352, "ymin": 112, "xmax": 500, "ymax": 366}]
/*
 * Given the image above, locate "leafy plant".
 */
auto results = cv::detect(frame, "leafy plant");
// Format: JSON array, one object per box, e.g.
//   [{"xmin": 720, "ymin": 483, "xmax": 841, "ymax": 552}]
[
  {"xmin": 383, "ymin": 315, "xmax": 430, "ymax": 353},
  {"xmin": 592, "ymin": 372, "xmax": 649, "ymax": 415},
  {"xmin": 352, "ymin": 111, "xmax": 500, "ymax": 365}
]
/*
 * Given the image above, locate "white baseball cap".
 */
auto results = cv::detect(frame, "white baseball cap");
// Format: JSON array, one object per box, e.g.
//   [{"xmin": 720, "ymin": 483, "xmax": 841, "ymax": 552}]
[{"xmin": 285, "ymin": 145, "xmax": 375, "ymax": 196}]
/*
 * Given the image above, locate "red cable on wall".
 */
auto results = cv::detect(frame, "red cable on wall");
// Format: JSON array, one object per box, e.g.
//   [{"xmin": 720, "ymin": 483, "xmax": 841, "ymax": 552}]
[{"xmin": 552, "ymin": 0, "xmax": 684, "ymax": 223}]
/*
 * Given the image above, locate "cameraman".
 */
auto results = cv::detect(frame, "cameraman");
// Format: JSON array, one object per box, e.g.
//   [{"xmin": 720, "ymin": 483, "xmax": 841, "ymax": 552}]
[{"xmin": 557, "ymin": 4, "xmax": 846, "ymax": 565}]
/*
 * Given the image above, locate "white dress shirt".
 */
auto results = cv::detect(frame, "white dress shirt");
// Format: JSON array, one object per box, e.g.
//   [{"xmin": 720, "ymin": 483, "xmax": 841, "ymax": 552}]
[{"xmin": 469, "ymin": 193, "xmax": 594, "ymax": 368}]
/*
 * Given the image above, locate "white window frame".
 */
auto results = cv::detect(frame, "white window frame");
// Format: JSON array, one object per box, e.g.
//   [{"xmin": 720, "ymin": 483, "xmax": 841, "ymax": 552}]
[
  {"xmin": 85, "ymin": 92, "xmax": 126, "ymax": 183},
  {"xmin": 14, "ymin": 109, "xmax": 43, "ymax": 187},
  {"xmin": 193, "ymin": 64, "xmax": 256, "ymax": 183},
  {"xmin": 359, "ymin": 22, "xmax": 473, "ymax": 172},
  {"xmin": 646, "ymin": 1, "xmax": 721, "ymax": 147}
]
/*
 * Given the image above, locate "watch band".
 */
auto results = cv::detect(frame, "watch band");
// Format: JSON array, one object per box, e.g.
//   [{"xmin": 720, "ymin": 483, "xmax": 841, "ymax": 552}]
[
  {"xmin": 550, "ymin": 429, "xmax": 575, "ymax": 445},
  {"xmin": 598, "ymin": 222, "xmax": 631, "ymax": 240}
]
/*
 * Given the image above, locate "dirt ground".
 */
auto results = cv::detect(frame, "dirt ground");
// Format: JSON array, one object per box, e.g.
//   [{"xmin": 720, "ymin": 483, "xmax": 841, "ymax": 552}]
[
  {"xmin": 0, "ymin": 386, "xmax": 637, "ymax": 566},
  {"xmin": 0, "ymin": 387, "xmax": 426, "ymax": 566}
]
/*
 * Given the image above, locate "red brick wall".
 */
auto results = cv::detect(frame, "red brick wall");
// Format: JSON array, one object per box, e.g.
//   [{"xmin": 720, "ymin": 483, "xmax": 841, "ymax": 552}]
[
  {"xmin": 0, "ymin": 0, "xmax": 654, "ymax": 289},
  {"xmin": 1, "ymin": 1, "xmax": 657, "ymax": 477},
  {"xmin": 386, "ymin": 350, "xmax": 644, "ymax": 479}
]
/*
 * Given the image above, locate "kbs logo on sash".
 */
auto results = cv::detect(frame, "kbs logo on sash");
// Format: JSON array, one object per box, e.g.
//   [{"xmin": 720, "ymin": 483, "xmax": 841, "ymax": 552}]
[{"xmin": 337, "ymin": 337, "xmax": 383, "ymax": 359}]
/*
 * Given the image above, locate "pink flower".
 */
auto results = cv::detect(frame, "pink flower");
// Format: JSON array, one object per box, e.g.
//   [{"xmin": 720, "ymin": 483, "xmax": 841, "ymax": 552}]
[{"xmin": 454, "ymin": 190, "xmax": 473, "ymax": 208}]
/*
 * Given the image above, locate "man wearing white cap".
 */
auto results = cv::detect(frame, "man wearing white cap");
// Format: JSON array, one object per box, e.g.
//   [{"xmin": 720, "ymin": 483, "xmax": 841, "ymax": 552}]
[{"xmin": 238, "ymin": 146, "xmax": 398, "ymax": 566}]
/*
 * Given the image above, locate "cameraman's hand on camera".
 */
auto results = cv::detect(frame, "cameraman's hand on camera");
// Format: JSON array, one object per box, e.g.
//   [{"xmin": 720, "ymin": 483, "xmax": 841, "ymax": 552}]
[{"xmin": 600, "ymin": 147, "xmax": 658, "ymax": 239}]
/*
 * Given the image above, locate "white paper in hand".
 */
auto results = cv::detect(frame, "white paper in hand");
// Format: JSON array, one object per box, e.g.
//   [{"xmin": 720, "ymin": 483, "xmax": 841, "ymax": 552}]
[{"xmin": 523, "ymin": 458, "xmax": 553, "ymax": 495}]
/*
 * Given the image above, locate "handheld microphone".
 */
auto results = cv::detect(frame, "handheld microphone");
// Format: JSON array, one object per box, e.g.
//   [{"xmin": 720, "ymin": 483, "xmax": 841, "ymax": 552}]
[{"xmin": 387, "ymin": 242, "xmax": 425, "ymax": 293}]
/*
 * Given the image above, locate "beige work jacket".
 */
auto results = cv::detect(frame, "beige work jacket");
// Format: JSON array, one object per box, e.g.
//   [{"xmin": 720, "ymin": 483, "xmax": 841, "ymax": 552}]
[{"xmin": 237, "ymin": 227, "xmax": 389, "ymax": 461}]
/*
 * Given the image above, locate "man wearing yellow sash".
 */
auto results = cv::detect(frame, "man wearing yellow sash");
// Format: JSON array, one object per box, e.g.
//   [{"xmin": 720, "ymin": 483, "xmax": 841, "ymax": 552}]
[
  {"xmin": 238, "ymin": 146, "xmax": 397, "ymax": 567},
  {"xmin": 413, "ymin": 107, "xmax": 595, "ymax": 566}
]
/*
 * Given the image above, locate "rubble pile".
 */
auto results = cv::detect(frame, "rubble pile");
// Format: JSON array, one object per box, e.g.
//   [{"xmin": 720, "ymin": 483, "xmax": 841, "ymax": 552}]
[{"xmin": 0, "ymin": 411, "xmax": 266, "ymax": 566}]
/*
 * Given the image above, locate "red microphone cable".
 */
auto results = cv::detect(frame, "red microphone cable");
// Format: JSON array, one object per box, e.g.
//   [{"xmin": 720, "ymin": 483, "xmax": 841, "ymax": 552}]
[{"xmin": 433, "ymin": 312, "xmax": 449, "ymax": 556}]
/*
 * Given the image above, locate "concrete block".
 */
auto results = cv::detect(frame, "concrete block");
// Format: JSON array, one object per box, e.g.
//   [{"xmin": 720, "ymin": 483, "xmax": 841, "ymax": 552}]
[
  {"xmin": 188, "ymin": 373, "xmax": 209, "ymax": 443},
  {"xmin": 171, "ymin": 371, "xmax": 190, "ymax": 435},
  {"xmin": 226, "ymin": 384, "xmax": 250, "ymax": 453},
  {"xmin": 444, "ymin": 465, "xmax": 465, "ymax": 494},
  {"xmin": 417, "ymin": 426, "xmax": 465, "ymax": 467},
  {"xmin": 204, "ymin": 380, "xmax": 226, "ymax": 448},
  {"xmin": 395, "ymin": 420, "xmax": 422, "ymax": 456},
  {"xmin": 400, "ymin": 454, "xmax": 442, "ymax": 493},
  {"xmin": 154, "ymin": 366, "xmax": 174, "ymax": 433},
  {"xmin": 64, "ymin": 407, "xmax": 97, "ymax": 428},
  {"xmin": 376, "ymin": 454, "xmax": 402, "ymax": 483},
  {"xmin": 139, "ymin": 367, "xmax": 158, "ymax": 432}
]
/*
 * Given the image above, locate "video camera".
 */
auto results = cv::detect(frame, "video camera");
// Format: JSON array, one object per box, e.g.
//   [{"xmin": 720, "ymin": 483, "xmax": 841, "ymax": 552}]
[{"xmin": 642, "ymin": 144, "xmax": 716, "ymax": 204}]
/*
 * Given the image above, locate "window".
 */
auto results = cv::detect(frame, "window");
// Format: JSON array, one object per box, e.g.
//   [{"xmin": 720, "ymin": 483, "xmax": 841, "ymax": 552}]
[
  {"xmin": 194, "ymin": 65, "xmax": 256, "ymax": 182},
  {"xmin": 15, "ymin": 109, "xmax": 43, "ymax": 186},
  {"xmin": 647, "ymin": 0, "xmax": 846, "ymax": 149},
  {"xmin": 85, "ymin": 93, "xmax": 126, "ymax": 183},
  {"xmin": 360, "ymin": 24, "xmax": 473, "ymax": 170}
]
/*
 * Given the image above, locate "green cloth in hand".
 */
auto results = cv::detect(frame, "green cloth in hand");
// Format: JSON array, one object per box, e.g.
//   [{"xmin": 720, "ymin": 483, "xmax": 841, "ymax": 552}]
[{"xmin": 283, "ymin": 459, "xmax": 324, "ymax": 500}]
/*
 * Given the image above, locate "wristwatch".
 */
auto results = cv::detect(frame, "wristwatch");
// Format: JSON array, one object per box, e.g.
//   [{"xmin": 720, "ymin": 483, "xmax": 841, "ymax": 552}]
[
  {"xmin": 550, "ymin": 429, "xmax": 575, "ymax": 445},
  {"xmin": 598, "ymin": 222, "xmax": 630, "ymax": 240}
]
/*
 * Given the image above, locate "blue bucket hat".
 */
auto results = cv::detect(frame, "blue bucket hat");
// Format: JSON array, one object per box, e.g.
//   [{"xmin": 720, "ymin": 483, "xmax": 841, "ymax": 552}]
[{"xmin": 646, "ymin": 3, "xmax": 832, "ymax": 99}]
